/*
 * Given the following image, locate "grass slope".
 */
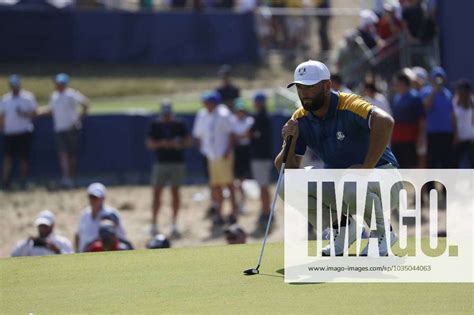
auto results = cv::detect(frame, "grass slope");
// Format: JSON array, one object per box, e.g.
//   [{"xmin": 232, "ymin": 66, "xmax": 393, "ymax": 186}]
[{"xmin": 1, "ymin": 242, "xmax": 472, "ymax": 314}]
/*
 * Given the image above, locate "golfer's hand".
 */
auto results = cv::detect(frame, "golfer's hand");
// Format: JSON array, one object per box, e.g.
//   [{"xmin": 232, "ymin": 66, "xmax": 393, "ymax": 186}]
[{"xmin": 282, "ymin": 119, "xmax": 299, "ymax": 140}]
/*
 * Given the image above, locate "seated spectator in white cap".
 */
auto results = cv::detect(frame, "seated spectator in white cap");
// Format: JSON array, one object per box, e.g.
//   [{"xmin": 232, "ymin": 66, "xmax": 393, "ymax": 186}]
[
  {"xmin": 84, "ymin": 219, "xmax": 133, "ymax": 252},
  {"xmin": 75, "ymin": 183, "xmax": 127, "ymax": 252},
  {"xmin": 11, "ymin": 210, "xmax": 73, "ymax": 257}
]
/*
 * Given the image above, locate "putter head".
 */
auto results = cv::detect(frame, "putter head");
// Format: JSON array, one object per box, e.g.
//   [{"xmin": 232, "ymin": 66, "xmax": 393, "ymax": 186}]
[{"xmin": 243, "ymin": 268, "xmax": 259, "ymax": 276}]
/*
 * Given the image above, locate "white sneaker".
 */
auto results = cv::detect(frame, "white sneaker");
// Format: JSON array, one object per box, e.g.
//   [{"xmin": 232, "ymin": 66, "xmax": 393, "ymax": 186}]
[
  {"xmin": 360, "ymin": 228, "xmax": 398, "ymax": 256},
  {"xmin": 322, "ymin": 216, "xmax": 358, "ymax": 256}
]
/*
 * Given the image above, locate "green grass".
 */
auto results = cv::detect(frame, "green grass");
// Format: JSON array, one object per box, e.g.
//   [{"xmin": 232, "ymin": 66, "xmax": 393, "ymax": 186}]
[
  {"xmin": 0, "ymin": 63, "xmax": 292, "ymax": 114},
  {"xmin": 1, "ymin": 241, "xmax": 472, "ymax": 314}
]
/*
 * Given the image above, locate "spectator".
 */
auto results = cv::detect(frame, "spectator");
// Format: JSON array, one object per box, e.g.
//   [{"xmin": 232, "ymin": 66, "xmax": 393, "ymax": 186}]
[
  {"xmin": 316, "ymin": 0, "xmax": 332, "ymax": 56},
  {"xmin": 362, "ymin": 81, "xmax": 392, "ymax": 116},
  {"xmin": 224, "ymin": 223, "xmax": 247, "ymax": 244},
  {"xmin": 232, "ymin": 98, "xmax": 254, "ymax": 214},
  {"xmin": 358, "ymin": 9, "xmax": 379, "ymax": 50},
  {"xmin": 39, "ymin": 73, "xmax": 90, "ymax": 188},
  {"xmin": 453, "ymin": 80, "xmax": 474, "ymax": 168},
  {"xmin": 401, "ymin": 0, "xmax": 436, "ymax": 44},
  {"xmin": 192, "ymin": 91, "xmax": 237, "ymax": 226},
  {"xmin": 75, "ymin": 183, "xmax": 127, "ymax": 252},
  {"xmin": 11, "ymin": 210, "xmax": 73, "ymax": 257},
  {"xmin": 377, "ymin": 3, "xmax": 402, "ymax": 43},
  {"xmin": 249, "ymin": 92, "xmax": 273, "ymax": 231},
  {"xmin": 217, "ymin": 65, "xmax": 240, "ymax": 110},
  {"xmin": 391, "ymin": 71, "xmax": 425, "ymax": 168},
  {"xmin": 0, "ymin": 75, "xmax": 37, "ymax": 190},
  {"xmin": 421, "ymin": 67, "xmax": 455, "ymax": 168},
  {"xmin": 145, "ymin": 100, "xmax": 191, "ymax": 237},
  {"xmin": 331, "ymin": 74, "xmax": 352, "ymax": 93},
  {"xmin": 85, "ymin": 219, "xmax": 133, "ymax": 252},
  {"xmin": 411, "ymin": 66, "xmax": 429, "ymax": 91}
]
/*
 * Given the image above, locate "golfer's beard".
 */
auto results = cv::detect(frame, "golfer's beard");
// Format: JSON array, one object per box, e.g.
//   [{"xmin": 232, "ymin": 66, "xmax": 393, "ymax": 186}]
[{"xmin": 301, "ymin": 93, "xmax": 325, "ymax": 111}]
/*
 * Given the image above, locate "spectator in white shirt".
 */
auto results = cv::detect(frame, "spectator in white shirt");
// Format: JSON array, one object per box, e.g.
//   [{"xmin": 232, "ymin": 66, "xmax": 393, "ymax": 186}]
[
  {"xmin": 11, "ymin": 210, "xmax": 73, "ymax": 257},
  {"xmin": 0, "ymin": 75, "xmax": 37, "ymax": 190},
  {"xmin": 362, "ymin": 81, "xmax": 392, "ymax": 116},
  {"xmin": 75, "ymin": 183, "xmax": 127, "ymax": 252},
  {"xmin": 39, "ymin": 73, "xmax": 89, "ymax": 188},
  {"xmin": 192, "ymin": 91, "xmax": 237, "ymax": 226}
]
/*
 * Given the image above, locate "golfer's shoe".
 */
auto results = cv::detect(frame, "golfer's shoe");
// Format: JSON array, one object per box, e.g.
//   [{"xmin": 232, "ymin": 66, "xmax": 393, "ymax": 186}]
[
  {"xmin": 360, "ymin": 228, "xmax": 398, "ymax": 256},
  {"xmin": 321, "ymin": 216, "xmax": 358, "ymax": 256}
]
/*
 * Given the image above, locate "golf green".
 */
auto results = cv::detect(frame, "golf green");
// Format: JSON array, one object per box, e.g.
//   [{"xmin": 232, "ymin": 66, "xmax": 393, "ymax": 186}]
[{"xmin": 1, "ymin": 242, "xmax": 472, "ymax": 314}]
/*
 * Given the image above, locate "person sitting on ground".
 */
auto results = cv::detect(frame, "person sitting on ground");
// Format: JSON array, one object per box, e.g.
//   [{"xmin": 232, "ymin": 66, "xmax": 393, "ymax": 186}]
[
  {"xmin": 11, "ymin": 210, "xmax": 73, "ymax": 257},
  {"xmin": 85, "ymin": 219, "xmax": 133, "ymax": 252},
  {"xmin": 216, "ymin": 65, "xmax": 240, "ymax": 111},
  {"xmin": 75, "ymin": 183, "xmax": 128, "ymax": 252}
]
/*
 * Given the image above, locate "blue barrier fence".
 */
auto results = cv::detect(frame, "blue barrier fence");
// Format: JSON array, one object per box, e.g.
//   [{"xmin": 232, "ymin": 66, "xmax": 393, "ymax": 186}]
[
  {"xmin": 0, "ymin": 114, "xmax": 288, "ymax": 184},
  {"xmin": 0, "ymin": 8, "xmax": 259, "ymax": 64}
]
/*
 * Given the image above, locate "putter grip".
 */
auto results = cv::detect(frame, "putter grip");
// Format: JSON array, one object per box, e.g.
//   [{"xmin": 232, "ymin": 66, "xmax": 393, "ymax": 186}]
[{"xmin": 282, "ymin": 136, "xmax": 293, "ymax": 163}]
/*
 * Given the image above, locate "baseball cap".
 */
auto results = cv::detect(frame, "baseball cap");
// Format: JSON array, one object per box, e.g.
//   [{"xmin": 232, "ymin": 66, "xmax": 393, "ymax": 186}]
[
  {"xmin": 287, "ymin": 60, "xmax": 331, "ymax": 88},
  {"xmin": 35, "ymin": 210, "xmax": 55, "ymax": 227},
  {"xmin": 234, "ymin": 98, "xmax": 246, "ymax": 111},
  {"xmin": 9, "ymin": 74, "xmax": 21, "ymax": 87},
  {"xmin": 412, "ymin": 67, "xmax": 428, "ymax": 83},
  {"xmin": 431, "ymin": 66, "xmax": 446, "ymax": 79},
  {"xmin": 253, "ymin": 91, "xmax": 266, "ymax": 102},
  {"xmin": 55, "ymin": 73, "xmax": 70, "ymax": 85},
  {"xmin": 201, "ymin": 90, "xmax": 221, "ymax": 104},
  {"xmin": 87, "ymin": 182, "xmax": 106, "ymax": 198},
  {"xmin": 160, "ymin": 99, "xmax": 173, "ymax": 115}
]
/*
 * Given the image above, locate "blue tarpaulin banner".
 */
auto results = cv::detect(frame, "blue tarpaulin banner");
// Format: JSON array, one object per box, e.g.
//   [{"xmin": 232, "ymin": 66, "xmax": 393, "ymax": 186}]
[
  {"xmin": 0, "ymin": 8, "xmax": 259, "ymax": 64},
  {"xmin": 0, "ymin": 114, "xmax": 287, "ymax": 184}
]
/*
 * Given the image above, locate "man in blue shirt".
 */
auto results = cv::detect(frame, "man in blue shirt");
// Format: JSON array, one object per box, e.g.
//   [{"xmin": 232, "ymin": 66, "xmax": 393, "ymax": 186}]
[
  {"xmin": 276, "ymin": 60, "xmax": 399, "ymax": 256},
  {"xmin": 420, "ymin": 67, "xmax": 455, "ymax": 168}
]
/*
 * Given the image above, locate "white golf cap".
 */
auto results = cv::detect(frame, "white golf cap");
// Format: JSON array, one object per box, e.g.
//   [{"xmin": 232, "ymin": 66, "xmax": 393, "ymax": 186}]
[
  {"xmin": 287, "ymin": 60, "xmax": 331, "ymax": 88},
  {"xmin": 35, "ymin": 210, "xmax": 55, "ymax": 226},
  {"xmin": 87, "ymin": 182, "xmax": 106, "ymax": 198}
]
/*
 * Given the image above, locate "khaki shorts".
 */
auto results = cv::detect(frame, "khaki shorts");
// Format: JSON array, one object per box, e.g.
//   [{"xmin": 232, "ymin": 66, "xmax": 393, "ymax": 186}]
[
  {"xmin": 151, "ymin": 162, "xmax": 186, "ymax": 187},
  {"xmin": 208, "ymin": 156, "xmax": 234, "ymax": 186}
]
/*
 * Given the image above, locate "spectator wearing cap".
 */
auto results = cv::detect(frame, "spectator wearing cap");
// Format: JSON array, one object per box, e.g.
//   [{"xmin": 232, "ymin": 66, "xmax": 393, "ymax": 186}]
[
  {"xmin": 420, "ymin": 67, "xmax": 455, "ymax": 168},
  {"xmin": 145, "ymin": 100, "xmax": 191, "ymax": 237},
  {"xmin": 38, "ymin": 73, "xmax": 90, "ymax": 188},
  {"xmin": 331, "ymin": 74, "xmax": 352, "ymax": 93},
  {"xmin": 216, "ymin": 65, "xmax": 240, "ymax": 111},
  {"xmin": 75, "ymin": 183, "xmax": 127, "ymax": 252},
  {"xmin": 453, "ymin": 80, "xmax": 474, "ymax": 168},
  {"xmin": 362, "ymin": 81, "xmax": 392, "ymax": 116},
  {"xmin": 231, "ymin": 98, "xmax": 254, "ymax": 214},
  {"xmin": 411, "ymin": 66, "xmax": 429, "ymax": 92},
  {"xmin": 192, "ymin": 91, "xmax": 237, "ymax": 226},
  {"xmin": 85, "ymin": 219, "xmax": 133, "ymax": 252},
  {"xmin": 391, "ymin": 71, "xmax": 425, "ymax": 168},
  {"xmin": 11, "ymin": 210, "xmax": 73, "ymax": 257},
  {"xmin": 1, "ymin": 75, "xmax": 37, "ymax": 190},
  {"xmin": 248, "ymin": 92, "xmax": 273, "ymax": 231}
]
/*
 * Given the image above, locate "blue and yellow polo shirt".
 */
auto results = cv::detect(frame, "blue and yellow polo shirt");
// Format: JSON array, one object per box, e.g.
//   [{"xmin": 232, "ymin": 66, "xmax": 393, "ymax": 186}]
[{"xmin": 292, "ymin": 91, "xmax": 399, "ymax": 169}]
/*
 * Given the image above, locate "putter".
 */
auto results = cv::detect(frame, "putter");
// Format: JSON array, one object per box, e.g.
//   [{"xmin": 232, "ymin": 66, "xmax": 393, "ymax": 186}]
[{"xmin": 243, "ymin": 135, "xmax": 293, "ymax": 276}]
